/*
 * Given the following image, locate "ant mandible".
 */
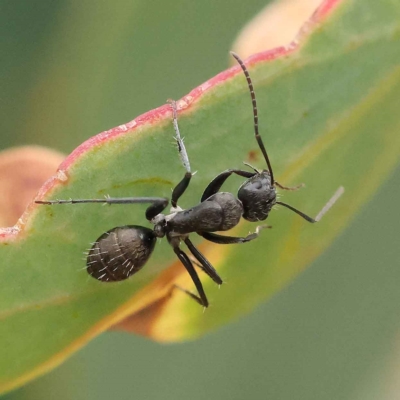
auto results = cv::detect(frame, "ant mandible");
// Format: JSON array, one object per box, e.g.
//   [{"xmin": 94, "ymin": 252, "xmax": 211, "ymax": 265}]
[{"xmin": 36, "ymin": 52, "xmax": 343, "ymax": 308}]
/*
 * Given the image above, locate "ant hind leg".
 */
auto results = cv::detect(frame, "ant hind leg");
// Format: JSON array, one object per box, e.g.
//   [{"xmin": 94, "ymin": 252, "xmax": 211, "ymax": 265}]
[
  {"xmin": 184, "ymin": 237, "xmax": 223, "ymax": 285},
  {"xmin": 172, "ymin": 245, "xmax": 209, "ymax": 308}
]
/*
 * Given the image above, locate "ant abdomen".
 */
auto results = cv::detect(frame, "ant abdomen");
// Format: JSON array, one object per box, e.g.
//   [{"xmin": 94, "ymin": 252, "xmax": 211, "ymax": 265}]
[{"xmin": 86, "ymin": 225, "xmax": 156, "ymax": 282}]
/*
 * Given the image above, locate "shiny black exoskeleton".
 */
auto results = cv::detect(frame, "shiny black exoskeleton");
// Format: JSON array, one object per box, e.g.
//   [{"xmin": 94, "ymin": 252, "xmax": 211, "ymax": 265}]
[{"xmin": 36, "ymin": 53, "xmax": 342, "ymax": 307}]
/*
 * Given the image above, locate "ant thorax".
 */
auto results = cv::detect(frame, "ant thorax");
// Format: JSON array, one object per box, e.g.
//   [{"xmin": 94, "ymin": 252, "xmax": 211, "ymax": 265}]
[
  {"xmin": 151, "ymin": 192, "xmax": 244, "ymax": 239},
  {"xmin": 237, "ymin": 170, "xmax": 277, "ymax": 222}
]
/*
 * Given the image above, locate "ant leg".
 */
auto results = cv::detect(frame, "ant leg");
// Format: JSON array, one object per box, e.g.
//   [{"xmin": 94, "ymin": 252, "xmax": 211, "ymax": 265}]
[
  {"xmin": 276, "ymin": 186, "xmax": 344, "ymax": 223},
  {"xmin": 168, "ymin": 99, "xmax": 194, "ymax": 208},
  {"xmin": 173, "ymin": 246, "xmax": 209, "ymax": 307},
  {"xmin": 201, "ymin": 169, "xmax": 255, "ymax": 202},
  {"xmin": 169, "ymin": 284, "xmax": 205, "ymax": 307},
  {"xmin": 188, "ymin": 255, "xmax": 203, "ymax": 269},
  {"xmin": 36, "ymin": 197, "xmax": 168, "ymax": 222},
  {"xmin": 184, "ymin": 237, "xmax": 223, "ymax": 285},
  {"xmin": 187, "ymin": 254, "xmax": 221, "ymax": 283},
  {"xmin": 36, "ymin": 196, "xmax": 168, "ymax": 207},
  {"xmin": 198, "ymin": 225, "xmax": 269, "ymax": 244},
  {"xmin": 171, "ymin": 172, "xmax": 192, "ymax": 208},
  {"xmin": 145, "ymin": 198, "xmax": 169, "ymax": 221},
  {"xmin": 275, "ymin": 181, "xmax": 304, "ymax": 191}
]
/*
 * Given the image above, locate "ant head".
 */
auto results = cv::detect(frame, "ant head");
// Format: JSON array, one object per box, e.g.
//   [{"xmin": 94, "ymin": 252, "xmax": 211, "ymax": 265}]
[{"xmin": 237, "ymin": 170, "xmax": 276, "ymax": 222}]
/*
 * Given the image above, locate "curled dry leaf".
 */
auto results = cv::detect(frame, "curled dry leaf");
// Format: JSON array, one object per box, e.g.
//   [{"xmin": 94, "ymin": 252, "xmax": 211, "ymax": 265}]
[
  {"xmin": 232, "ymin": 0, "xmax": 329, "ymax": 58},
  {"xmin": 0, "ymin": 146, "xmax": 64, "ymax": 227}
]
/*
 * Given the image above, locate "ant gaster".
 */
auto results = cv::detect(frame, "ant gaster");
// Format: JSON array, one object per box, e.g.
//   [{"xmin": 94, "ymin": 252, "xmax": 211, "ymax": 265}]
[{"xmin": 36, "ymin": 52, "xmax": 343, "ymax": 308}]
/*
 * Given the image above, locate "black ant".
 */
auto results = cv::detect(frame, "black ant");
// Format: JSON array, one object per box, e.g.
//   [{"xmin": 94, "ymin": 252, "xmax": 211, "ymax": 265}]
[{"xmin": 36, "ymin": 52, "xmax": 343, "ymax": 308}]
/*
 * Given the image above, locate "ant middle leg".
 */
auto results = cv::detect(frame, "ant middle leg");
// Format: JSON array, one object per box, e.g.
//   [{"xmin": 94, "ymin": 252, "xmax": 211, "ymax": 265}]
[
  {"xmin": 198, "ymin": 225, "xmax": 270, "ymax": 244},
  {"xmin": 168, "ymin": 99, "xmax": 193, "ymax": 208}
]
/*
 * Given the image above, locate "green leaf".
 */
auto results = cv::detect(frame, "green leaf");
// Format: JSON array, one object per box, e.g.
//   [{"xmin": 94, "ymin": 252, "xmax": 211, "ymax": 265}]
[{"xmin": 1, "ymin": 0, "xmax": 400, "ymax": 393}]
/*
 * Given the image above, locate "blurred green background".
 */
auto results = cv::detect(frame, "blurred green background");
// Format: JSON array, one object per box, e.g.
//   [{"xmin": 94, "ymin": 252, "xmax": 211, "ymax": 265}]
[{"xmin": 1, "ymin": 1, "xmax": 400, "ymax": 399}]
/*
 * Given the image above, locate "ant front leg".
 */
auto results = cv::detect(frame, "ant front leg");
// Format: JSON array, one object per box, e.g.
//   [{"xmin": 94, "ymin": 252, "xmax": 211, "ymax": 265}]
[{"xmin": 201, "ymin": 169, "xmax": 255, "ymax": 202}]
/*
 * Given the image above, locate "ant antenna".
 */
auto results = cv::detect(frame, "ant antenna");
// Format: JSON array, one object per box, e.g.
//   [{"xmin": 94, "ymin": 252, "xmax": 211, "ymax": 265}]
[
  {"xmin": 276, "ymin": 186, "xmax": 345, "ymax": 223},
  {"xmin": 230, "ymin": 51, "xmax": 274, "ymax": 184}
]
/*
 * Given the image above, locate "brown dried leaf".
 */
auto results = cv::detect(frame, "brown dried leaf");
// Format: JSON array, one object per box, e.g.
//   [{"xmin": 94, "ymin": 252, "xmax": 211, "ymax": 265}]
[
  {"xmin": 0, "ymin": 146, "xmax": 64, "ymax": 227},
  {"xmin": 232, "ymin": 0, "xmax": 323, "ymax": 58}
]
